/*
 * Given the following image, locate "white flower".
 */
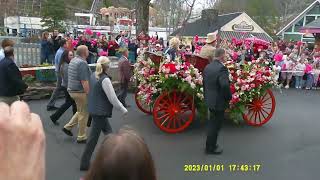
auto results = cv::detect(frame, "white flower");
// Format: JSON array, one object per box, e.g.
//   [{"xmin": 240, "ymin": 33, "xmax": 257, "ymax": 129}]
[{"xmin": 190, "ymin": 82, "xmax": 196, "ymax": 89}]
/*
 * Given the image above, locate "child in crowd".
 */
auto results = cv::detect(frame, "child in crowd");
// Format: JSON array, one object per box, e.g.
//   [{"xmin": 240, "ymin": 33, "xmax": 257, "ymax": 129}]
[
  {"xmin": 312, "ymin": 61, "xmax": 320, "ymax": 89},
  {"xmin": 281, "ymin": 55, "xmax": 294, "ymax": 89},
  {"xmin": 293, "ymin": 59, "xmax": 306, "ymax": 89},
  {"xmin": 305, "ymin": 60, "xmax": 314, "ymax": 90}
]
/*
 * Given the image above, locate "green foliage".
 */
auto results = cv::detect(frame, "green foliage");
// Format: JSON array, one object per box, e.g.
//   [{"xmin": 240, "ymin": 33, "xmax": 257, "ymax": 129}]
[
  {"xmin": 41, "ymin": 0, "xmax": 67, "ymax": 32},
  {"xmin": 246, "ymin": 0, "xmax": 278, "ymax": 35},
  {"xmin": 103, "ymin": 0, "xmax": 113, "ymax": 7},
  {"xmin": 22, "ymin": 74, "xmax": 36, "ymax": 84}
]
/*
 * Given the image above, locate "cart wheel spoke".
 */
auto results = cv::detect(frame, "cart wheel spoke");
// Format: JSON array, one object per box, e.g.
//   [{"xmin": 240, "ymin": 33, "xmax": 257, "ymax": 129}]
[
  {"xmin": 257, "ymin": 110, "xmax": 262, "ymax": 124},
  {"xmin": 158, "ymin": 113, "xmax": 170, "ymax": 120},
  {"xmin": 243, "ymin": 89, "xmax": 276, "ymax": 127},
  {"xmin": 153, "ymin": 91, "xmax": 195, "ymax": 133}
]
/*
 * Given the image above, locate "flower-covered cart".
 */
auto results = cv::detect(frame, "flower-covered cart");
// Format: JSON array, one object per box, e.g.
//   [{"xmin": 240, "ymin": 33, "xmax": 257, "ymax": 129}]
[{"xmin": 134, "ymin": 52, "xmax": 277, "ymax": 134}]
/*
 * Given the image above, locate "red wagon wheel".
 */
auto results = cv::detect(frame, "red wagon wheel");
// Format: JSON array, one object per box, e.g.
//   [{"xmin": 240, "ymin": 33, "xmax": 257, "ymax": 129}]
[
  {"xmin": 242, "ymin": 89, "xmax": 276, "ymax": 126},
  {"xmin": 153, "ymin": 91, "xmax": 195, "ymax": 133},
  {"xmin": 134, "ymin": 90, "xmax": 153, "ymax": 115}
]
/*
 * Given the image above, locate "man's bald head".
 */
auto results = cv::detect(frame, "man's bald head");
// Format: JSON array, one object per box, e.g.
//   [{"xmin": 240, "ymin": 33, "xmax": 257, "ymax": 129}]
[{"xmin": 76, "ymin": 45, "xmax": 89, "ymax": 60}]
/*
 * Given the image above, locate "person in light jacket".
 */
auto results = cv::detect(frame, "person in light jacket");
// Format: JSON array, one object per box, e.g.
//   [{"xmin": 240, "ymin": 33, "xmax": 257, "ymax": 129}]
[{"xmin": 80, "ymin": 56, "xmax": 128, "ymax": 171}]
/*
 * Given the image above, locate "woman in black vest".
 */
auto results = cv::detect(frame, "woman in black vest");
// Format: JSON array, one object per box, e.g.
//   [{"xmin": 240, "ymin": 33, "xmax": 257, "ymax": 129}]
[{"xmin": 80, "ymin": 56, "xmax": 128, "ymax": 171}]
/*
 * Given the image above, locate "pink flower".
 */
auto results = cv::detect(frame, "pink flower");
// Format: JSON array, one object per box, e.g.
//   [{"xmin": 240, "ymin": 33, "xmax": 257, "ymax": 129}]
[
  {"xmin": 85, "ymin": 28, "xmax": 93, "ymax": 36},
  {"xmin": 96, "ymin": 32, "xmax": 101, "ymax": 37},
  {"xmin": 98, "ymin": 50, "xmax": 108, "ymax": 56}
]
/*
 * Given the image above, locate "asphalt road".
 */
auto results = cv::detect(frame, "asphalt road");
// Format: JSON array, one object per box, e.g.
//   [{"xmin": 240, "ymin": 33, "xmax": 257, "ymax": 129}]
[{"xmin": 27, "ymin": 89, "xmax": 320, "ymax": 180}]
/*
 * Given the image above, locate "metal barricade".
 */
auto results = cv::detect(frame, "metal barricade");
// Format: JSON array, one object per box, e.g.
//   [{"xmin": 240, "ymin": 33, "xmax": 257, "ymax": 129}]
[{"xmin": 14, "ymin": 43, "xmax": 41, "ymax": 66}]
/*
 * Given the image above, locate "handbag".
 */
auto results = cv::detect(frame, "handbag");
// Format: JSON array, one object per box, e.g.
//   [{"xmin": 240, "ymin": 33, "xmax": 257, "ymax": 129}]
[{"xmin": 303, "ymin": 73, "xmax": 308, "ymax": 80}]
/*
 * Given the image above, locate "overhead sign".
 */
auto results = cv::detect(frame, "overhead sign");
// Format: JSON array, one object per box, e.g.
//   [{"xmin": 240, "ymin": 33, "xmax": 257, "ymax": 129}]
[{"xmin": 232, "ymin": 21, "xmax": 254, "ymax": 32}]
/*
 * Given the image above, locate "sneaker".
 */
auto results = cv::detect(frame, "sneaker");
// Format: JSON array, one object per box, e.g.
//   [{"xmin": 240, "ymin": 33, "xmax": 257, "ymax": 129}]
[
  {"xmin": 49, "ymin": 115, "xmax": 59, "ymax": 126},
  {"xmin": 285, "ymin": 85, "xmax": 289, "ymax": 89},
  {"xmin": 299, "ymin": 86, "xmax": 302, "ymax": 89},
  {"xmin": 77, "ymin": 139, "xmax": 87, "ymax": 144},
  {"xmin": 47, "ymin": 106, "xmax": 58, "ymax": 111},
  {"xmin": 205, "ymin": 144, "xmax": 223, "ymax": 155},
  {"xmin": 295, "ymin": 87, "xmax": 299, "ymax": 89},
  {"xmin": 62, "ymin": 128, "xmax": 73, "ymax": 136},
  {"xmin": 306, "ymin": 87, "xmax": 311, "ymax": 90}
]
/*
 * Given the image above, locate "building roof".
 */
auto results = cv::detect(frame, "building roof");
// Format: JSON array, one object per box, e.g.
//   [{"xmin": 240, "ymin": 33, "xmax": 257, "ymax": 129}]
[
  {"xmin": 277, "ymin": 0, "xmax": 320, "ymax": 35},
  {"xmin": 300, "ymin": 18, "xmax": 320, "ymax": 33},
  {"xmin": 220, "ymin": 31, "xmax": 273, "ymax": 42},
  {"xmin": 171, "ymin": 12, "xmax": 243, "ymax": 37}
]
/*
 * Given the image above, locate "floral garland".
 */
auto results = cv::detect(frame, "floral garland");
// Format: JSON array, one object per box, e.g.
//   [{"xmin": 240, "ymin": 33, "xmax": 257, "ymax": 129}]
[
  {"xmin": 225, "ymin": 59, "xmax": 278, "ymax": 122},
  {"xmin": 133, "ymin": 54, "xmax": 161, "ymax": 105}
]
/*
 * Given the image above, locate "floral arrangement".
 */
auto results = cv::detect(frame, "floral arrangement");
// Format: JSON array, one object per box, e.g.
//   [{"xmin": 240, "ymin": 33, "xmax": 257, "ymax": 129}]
[
  {"xmin": 134, "ymin": 52, "xmax": 277, "ymax": 123},
  {"xmin": 225, "ymin": 59, "xmax": 278, "ymax": 122},
  {"xmin": 134, "ymin": 54, "xmax": 160, "ymax": 105},
  {"xmin": 134, "ymin": 54, "xmax": 207, "ymax": 119}
]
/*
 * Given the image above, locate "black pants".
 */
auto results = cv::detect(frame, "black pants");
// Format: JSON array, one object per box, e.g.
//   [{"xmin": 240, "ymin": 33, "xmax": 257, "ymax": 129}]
[
  {"xmin": 50, "ymin": 87, "xmax": 77, "ymax": 121},
  {"xmin": 118, "ymin": 81, "xmax": 128, "ymax": 106},
  {"xmin": 80, "ymin": 115, "xmax": 112, "ymax": 168},
  {"xmin": 206, "ymin": 109, "xmax": 225, "ymax": 150}
]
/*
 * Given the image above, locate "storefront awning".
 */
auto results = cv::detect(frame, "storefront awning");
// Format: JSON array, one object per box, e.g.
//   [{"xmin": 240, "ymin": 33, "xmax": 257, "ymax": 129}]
[{"xmin": 219, "ymin": 31, "xmax": 273, "ymax": 42}]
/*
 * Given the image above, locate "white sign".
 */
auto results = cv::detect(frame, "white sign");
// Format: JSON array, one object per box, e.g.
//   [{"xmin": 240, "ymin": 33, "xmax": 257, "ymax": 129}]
[{"xmin": 232, "ymin": 21, "xmax": 254, "ymax": 32}]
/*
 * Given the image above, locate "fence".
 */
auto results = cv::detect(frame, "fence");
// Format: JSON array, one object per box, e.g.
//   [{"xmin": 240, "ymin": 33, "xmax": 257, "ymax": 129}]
[{"xmin": 14, "ymin": 43, "xmax": 41, "ymax": 66}]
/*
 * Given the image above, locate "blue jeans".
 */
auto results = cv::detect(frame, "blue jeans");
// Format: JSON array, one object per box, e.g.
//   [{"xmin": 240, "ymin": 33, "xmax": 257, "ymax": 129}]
[
  {"xmin": 295, "ymin": 76, "xmax": 303, "ymax": 88},
  {"xmin": 306, "ymin": 74, "xmax": 314, "ymax": 88}
]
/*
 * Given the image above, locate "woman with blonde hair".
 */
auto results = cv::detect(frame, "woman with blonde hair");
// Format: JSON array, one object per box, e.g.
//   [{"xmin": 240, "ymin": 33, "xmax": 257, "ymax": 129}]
[
  {"xmin": 80, "ymin": 56, "xmax": 128, "ymax": 171},
  {"xmin": 164, "ymin": 37, "xmax": 180, "ymax": 61}
]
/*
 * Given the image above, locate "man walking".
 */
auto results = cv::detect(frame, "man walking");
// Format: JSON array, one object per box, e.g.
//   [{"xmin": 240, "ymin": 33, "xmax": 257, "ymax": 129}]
[
  {"xmin": 63, "ymin": 45, "xmax": 91, "ymax": 144},
  {"xmin": 0, "ymin": 47, "xmax": 28, "ymax": 105},
  {"xmin": 203, "ymin": 48, "xmax": 232, "ymax": 155},
  {"xmin": 118, "ymin": 48, "xmax": 132, "ymax": 107},
  {"xmin": 47, "ymin": 39, "xmax": 67, "ymax": 111}
]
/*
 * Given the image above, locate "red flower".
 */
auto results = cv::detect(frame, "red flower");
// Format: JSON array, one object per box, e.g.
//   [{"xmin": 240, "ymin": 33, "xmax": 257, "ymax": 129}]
[
  {"xmin": 230, "ymin": 84, "xmax": 236, "ymax": 94},
  {"xmin": 265, "ymin": 71, "xmax": 271, "ymax": 76},
  {"xmin": 164, "ymin": 63, "xmax": 177, "ymax": 74}
]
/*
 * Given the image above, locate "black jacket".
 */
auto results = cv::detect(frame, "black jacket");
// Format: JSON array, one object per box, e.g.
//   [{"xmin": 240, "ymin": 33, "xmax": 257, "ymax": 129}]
[
  {"xmin": 0, "ymin": 57, "xmax": 28, "ymax": 96},
  {"xmin": 203, "ymin": 60, "xmax": 232, "ymax": 111}
]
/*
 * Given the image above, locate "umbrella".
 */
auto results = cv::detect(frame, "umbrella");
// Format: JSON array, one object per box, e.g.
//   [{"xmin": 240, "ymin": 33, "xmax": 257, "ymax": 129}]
[{"xmin": 244, "ymin": 37, "xmax": 270, "ymax": 46}]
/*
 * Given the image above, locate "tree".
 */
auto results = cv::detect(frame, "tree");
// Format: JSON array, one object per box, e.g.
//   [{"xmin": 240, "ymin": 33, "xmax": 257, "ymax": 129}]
[
  {"xmin": 41, "ymin": 0, "xmax": 67, "ymax": 32},
  {"xmin": 177, "ymin": 0, "xmax": 197, "ymax": 33},
  {"xmin": 246, "ymin": 0, "xmax": 278, "ymax": 35},
  {"xmin": 136, "ymin": 0, "xmax": 151, "ymax": 35},
  {"xmin": 103, "ymin": 0, "xmax": 112, "ymax": 7}
]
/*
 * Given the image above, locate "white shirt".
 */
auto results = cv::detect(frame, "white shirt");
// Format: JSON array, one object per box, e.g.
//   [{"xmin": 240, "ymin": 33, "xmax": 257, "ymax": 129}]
[
  {"xmin": 102, "ymin": 78, "xmax": 127, "ymax": 114},
  {"xmin": 0, "ymin": 49, "xmax": 4, "ymax": 61}
]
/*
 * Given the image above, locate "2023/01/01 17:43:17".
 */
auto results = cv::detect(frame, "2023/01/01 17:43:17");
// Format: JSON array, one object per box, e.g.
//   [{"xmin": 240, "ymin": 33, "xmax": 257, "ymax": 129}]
[{"xmin": 229, "ymin": 164, "xmax": 261, "ymax": 172}]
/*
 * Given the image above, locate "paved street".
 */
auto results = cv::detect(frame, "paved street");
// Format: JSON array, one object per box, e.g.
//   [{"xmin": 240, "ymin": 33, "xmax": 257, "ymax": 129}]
[{"xmin": 27, "ymin": 89, "xmax": 320, "ymax": 180}]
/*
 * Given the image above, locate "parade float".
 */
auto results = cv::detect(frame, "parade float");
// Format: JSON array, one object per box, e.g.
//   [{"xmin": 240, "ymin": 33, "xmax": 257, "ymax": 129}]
[{"xmin": 133, "ymin": 51, "xmax": 278, "ymax": 134}]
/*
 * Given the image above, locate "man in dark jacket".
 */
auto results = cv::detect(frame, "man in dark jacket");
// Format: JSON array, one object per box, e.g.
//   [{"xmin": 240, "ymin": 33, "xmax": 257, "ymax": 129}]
[
  {"xmin": 203, "ymin": 48, "xmax": 232, "ymax": 155},
  {"xmin": 0, "ymin": 47, "xmax": 28, "ymax": 105}
]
